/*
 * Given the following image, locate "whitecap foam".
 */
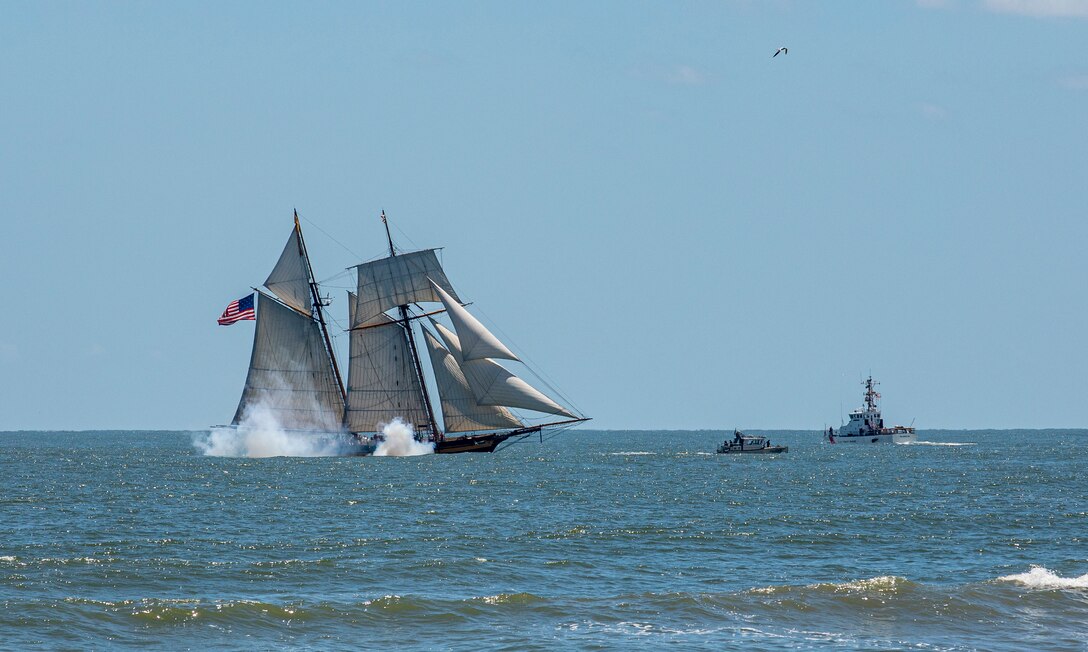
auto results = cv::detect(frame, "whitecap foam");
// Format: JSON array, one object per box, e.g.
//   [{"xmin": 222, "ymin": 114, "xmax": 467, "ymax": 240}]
[
  {"xmin": 904, "ymin": 441, "xmax": 975, "ymax": 447},
  {"xmin": 610, "ymin": 451, "xmax": 654, "ymax": 456},
  {"xmin": 748, "ymin": 575, "xmax": 911, "ymax": 595},
  {"xmin": 997, "ymin": 566, "xmax": 1088, "ymax": 590}
]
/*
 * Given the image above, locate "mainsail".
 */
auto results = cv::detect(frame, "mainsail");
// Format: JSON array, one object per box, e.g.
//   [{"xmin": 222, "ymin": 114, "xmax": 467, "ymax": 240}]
[
  {"xmin": 232, "ymin": 292, "xmax": 345, "ymax": 430},
  {"xmin": 344, "ymin": 304, "xmax": 431, "ymax": 433}
]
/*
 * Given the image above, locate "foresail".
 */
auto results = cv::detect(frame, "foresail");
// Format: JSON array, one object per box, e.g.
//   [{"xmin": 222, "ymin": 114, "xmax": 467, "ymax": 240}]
[
  {"xmin": 421, "ymin": 329, "xmax": 522, "ymax": 433},
  {"xmin": 461, "ymin": 358, "xmax": 578, "ymax": 419},
  {"xmin": 430, "ymin": 281, "xmax": 518, "ymax": 362},
  {"xmin": 232, "ymin": 293, "xmax": 344, "ymax": 430},
  {"xmin": 344, "ymin": 311, "xmax": 430, "ymax": 433},
  {"xmin": 430, "ymin": 319, "xmax": 464, "ymax": 363},
  {"xmin": 264, "ymin": 227, "xmax": 313, "ymax": 315},
  {"xmin": 429, "ymin": 318, "xmax": 576, "ymax": 420},
  {"xmin": 352, "ymin": 250, "xmax": 459, "ymax": 327}
]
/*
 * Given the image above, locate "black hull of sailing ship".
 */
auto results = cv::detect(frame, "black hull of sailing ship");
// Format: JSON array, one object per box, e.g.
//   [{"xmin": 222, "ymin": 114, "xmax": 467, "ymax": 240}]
[
  {"xmin": 434, "ymin": 433, "xmax": 510, "ymax": 454},
  {"xmin": 433, "ymin": 427, "xmax": 541, "ymax": 454}
]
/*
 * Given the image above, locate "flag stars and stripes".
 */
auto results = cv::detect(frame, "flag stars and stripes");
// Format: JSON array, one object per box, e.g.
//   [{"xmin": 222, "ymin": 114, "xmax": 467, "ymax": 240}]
[{"xmin": 218, "ymin": 293, "xmax": 256, "ymax": 325}]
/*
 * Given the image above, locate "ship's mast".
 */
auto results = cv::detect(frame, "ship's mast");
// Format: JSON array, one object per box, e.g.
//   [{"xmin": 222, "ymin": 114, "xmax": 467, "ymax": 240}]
[
  {"xmin": 382, "ymin": 210, "xmax": 441, "ymax": 442},
  {"xmin": 294, "ymin": 210, "xmax": 346, "ymax": 403},
  {"xmin": 864, "ymin": 375, "xmax": 880, "ymax": 412}
]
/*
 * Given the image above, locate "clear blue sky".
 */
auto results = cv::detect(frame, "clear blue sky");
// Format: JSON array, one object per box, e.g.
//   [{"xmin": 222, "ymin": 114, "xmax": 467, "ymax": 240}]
[{"xmin": 2, "ymin": 1, "xmax": 1086, "ymax": 431}]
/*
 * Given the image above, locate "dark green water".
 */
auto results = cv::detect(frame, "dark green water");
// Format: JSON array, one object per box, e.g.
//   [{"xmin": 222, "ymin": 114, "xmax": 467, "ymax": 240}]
[{"xmin": 2, "ymin": 430, "xmax": 1086, "ymax": 650}]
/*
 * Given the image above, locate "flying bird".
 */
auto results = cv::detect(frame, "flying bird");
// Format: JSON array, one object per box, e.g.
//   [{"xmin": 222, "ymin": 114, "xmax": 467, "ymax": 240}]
[{"xmin": 773, "ymin": 47, "xmax": 788, "ymax": 58}]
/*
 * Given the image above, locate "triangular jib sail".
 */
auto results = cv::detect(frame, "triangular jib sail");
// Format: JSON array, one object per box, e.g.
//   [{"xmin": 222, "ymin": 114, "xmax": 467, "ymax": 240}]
[
  {"xmin": 264, "ymin": 226, "xmax": 313, "ymax": 315},
  {"xmin": 421, "ymin": 328, "xmax": 523, "ymax": 432},
  {"xmin": 429, "ymin": 320, "xmax": 577, "ymax": 420},
  {"xmin": 430, "ymin": 280, "xmax": 518, "ymax": 362}
]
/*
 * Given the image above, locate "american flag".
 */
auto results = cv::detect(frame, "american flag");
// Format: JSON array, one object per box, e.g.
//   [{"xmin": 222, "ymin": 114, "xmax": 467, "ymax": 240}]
[
  {"xmin": 218, "ymin": 293, "xmax": 255, "ymax": 325},
  {"xmin": 380, "ymin": 210, "xmax": 387, "ymax": 224}
]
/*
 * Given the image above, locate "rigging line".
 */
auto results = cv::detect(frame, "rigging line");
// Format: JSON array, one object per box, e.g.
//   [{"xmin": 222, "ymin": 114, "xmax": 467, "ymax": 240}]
[
  {"xmin": 349, "ymin": 246, "xmax": 403, "ymax": 270},
  {"xmin": 296, "ymin": 211, "xmax": 364, "ymax": 262},
  {"xmin": 326, "ymin": 311, "xmax": 349, "ymax": 334},
  {"xmin": 388, "ymin": 216, "xmax": 422, "ymax": 253},
  {"xmin": 316, "ymin": 269, "xmax": 353, "ymax": 286}
]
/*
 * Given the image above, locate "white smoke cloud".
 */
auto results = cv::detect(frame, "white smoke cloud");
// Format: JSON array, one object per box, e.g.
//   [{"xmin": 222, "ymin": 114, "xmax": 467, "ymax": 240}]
[
  {"xmin": 193, "ymin": 397, "xmax": 355, "ymax": 458},
  {"xmin": 373, "ymin": 418, "xmax": 434, "ymax": 456},
  {"xmin": 194, "ymin": 372, "xmax": 433, "ymax": 457}
]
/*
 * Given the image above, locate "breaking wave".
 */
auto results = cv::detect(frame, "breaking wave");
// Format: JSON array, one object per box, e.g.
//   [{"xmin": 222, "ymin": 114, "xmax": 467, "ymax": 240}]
[
  {"xmin": 996, "ymin": 566, "xmax": 1088, "ymax": 590},
  {"xmin": 746, "ymin": 575, "xmax": 915, "ymax": 596}
]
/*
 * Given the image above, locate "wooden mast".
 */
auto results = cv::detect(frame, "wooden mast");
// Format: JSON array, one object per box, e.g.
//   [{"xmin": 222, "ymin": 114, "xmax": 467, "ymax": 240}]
[
  {"xmin": 294, "ymin": 210, "xmax": 347, "ymax": 404},
  {"xmin": 382, "ymin": 210, "xmax": 441, "ymax": 442}
]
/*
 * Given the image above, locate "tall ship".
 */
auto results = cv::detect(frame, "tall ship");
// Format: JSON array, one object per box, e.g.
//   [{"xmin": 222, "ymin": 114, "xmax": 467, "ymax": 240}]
[
  {"xmin": 222, "ymin": 211, "xmax": 588, "ymax": 455},
  {"xmin": 826, "ymin": 376, "xmax": 916, "ymax": 444}
]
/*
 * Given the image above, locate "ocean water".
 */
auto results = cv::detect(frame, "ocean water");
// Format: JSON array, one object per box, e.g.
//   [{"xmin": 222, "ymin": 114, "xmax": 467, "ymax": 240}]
[{"xmin": 2, "ymin": 429, "xmax": 1086, "ymax": 651}]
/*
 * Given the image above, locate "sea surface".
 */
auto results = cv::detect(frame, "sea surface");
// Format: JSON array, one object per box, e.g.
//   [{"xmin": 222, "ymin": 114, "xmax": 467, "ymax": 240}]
[{"xmin": 2, "ymin": 429, "xmax": 1087, "ymax": 650}]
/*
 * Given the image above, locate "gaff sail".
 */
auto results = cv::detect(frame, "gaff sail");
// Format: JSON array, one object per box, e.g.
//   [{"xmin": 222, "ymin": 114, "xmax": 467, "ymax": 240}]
[{"xmin": 232, "ymin": 292, "xmax": 345, "ymax": 431}]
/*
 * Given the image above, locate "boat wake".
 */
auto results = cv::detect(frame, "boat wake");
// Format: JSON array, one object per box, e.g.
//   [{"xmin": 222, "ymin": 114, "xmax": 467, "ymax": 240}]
[
  {"xmin": 996, "ymin": 566, "xmax": 1088, "ymax": 590},
  {"xmin": 374, "ymin": 419, "xmax": 434, "ymax": 457},
  {"xmin": 903, "ymin": 441, "xmax": 975, "ymax": 447}
]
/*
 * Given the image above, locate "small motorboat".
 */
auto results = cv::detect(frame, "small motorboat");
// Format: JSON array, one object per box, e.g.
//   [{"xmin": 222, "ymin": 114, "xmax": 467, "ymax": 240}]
[{"xmin": 716, "ymin": 430, "xmax": 788, "ymax": 454}]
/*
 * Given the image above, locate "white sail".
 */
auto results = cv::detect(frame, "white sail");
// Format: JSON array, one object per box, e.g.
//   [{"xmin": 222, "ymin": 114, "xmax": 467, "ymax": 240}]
[
  {"xmin": 430, "ymin": 281, "xmax": 518, "ymax": 362},
  {"xmin": 430, "ymin": 319, "xmax": 464, "ymax": 363},
  {"xmin": 232, "ymin": 293, "xmax": 344, "ymax": 430},
  {"xmin": 351, "ymin": 249, "xmax": 459, "ymax": 328},
  {"xmin": 344, "ymin": 310, "xmax": 430, "ymax": 433},
  {"xmin": 264, "ymin": 227, "xmax": 313, "ymax": 315},
  {"xmin": 429, "ymin": 318, "xmax": 576, "ymax": 419},
  {"xmin": 461, "ymin": 359, "xmax": 578, "ymax": 419},
  {"xmin": 421, "ymin": 329, "xmax": 523, "ymax": 433}
]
